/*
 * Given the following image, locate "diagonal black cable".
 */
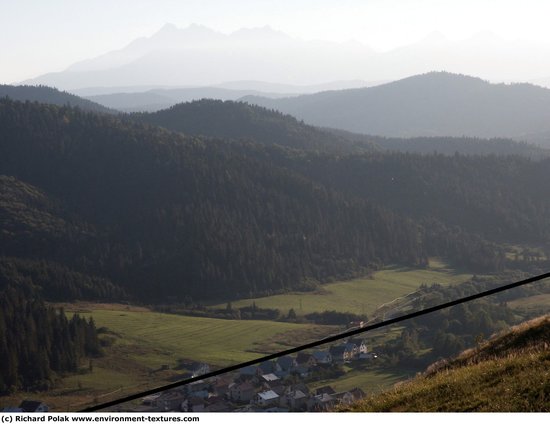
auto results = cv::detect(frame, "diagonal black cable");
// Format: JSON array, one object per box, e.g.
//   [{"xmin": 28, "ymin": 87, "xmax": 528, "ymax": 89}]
[{"xmin": 81, "ymin": 270, "xmax": 550, "ymax": 412}]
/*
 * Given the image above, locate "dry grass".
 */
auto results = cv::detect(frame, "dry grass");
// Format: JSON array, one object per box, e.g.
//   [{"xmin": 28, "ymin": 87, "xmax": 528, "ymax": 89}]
[{"xmin": 345, "ymin": 316, "xmax": 550, "ymax": 412}]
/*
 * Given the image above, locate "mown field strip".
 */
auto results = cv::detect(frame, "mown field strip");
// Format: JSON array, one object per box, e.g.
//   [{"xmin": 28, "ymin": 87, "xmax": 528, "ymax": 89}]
[
  {"xmin": 76, "ymin": 308, "xmax": 334, "ymax": 367},
  {"xmin": 212, "ymin": 260, "xmax": 472, "ymax": 315}
]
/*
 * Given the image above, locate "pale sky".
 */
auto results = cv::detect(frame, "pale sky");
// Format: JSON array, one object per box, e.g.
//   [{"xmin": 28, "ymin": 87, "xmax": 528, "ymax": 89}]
[{"xmin": 2, "ymin": 0, "xmax": 550, "ymax": 84}]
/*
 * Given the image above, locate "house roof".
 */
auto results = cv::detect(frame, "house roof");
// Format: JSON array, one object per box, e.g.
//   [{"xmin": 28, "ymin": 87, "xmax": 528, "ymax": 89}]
[
  {"xmin": 276, "ymin": 355, "xmax": 295, "ymax": 370},
  {"xmin": 261, "ymin": 373, "xmax": 280, "ymax": 382},
  {"xmin": 313, "ymin": 351, "xmax": 331, "ymax": 360},
  {"xmin": 316, "ymin": 393, "xmax": 334, "ymax": 403},
  {"xmin": 19, "ymin": 401, "xmax": 47, "ymax": 412},
  {"xmin": 238, "ymin": 365, "xmax": 257, "ymax": 376},
  {"xmin": 235, "ymin": 382, "xmax": 255, "ymax": 391},
  {"xmin": 258, "ymin": 360, "xmax": 276, "ymax": 374},
  {"xmin": 142, "ymin": 394, "xmax": 161, "ymax": 403},
  {"xmin": 329, "ymin": 345, "xmax": 347, "ymax": 356},
  {"xmin": 288, "ymin": 390, "xmax": 307, "ymax": 399},
  {"xmin": 257, "ymin": 390, "xmax": 279, "ymax": 401},
  {"xmin": 315, "ymin": 386, "xmax": 335, "ymax": 395},
  {"xmin": 344, "ymin": 343, "xmax": 357, "ymax": 352}
]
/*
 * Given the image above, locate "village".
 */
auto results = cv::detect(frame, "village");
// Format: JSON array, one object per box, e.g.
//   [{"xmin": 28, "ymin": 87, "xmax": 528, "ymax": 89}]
[
  {"xmin": 126, "ymin": 336, "xmax": 376, "ymax": 413},
  {"xmin": 2, "ymin": 319, "xmax": 383, "ymax": 414}
]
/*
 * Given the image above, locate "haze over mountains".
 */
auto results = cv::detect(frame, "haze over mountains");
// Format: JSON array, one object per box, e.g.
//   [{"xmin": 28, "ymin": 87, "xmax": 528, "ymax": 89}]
[
  {"xmin": 21, "ymin": 24, "xmax": 550, "ymax": 91},
  {"xmin": 243, "ymin": 72, "xmax": 550, "ymax": 146}
]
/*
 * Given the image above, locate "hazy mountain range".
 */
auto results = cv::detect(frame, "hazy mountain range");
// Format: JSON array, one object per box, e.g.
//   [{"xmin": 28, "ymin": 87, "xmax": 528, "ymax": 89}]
[
  {"xmin": 243, "ymin": 72, "xmax": 550, "ymax": 145},
  {"xmin": 20, "ymin": 24, "xmax": 550, "ymax": 91}
]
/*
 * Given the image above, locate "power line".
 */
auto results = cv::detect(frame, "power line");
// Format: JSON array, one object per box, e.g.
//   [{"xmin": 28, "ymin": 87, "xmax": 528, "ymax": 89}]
[{"xmin": 81, "ymin": 270, "xmax": 550, "ymax": 412}]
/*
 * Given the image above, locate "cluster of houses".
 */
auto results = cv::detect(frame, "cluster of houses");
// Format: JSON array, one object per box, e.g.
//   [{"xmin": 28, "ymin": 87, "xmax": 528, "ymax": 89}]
[
  {"xmin": 2, "ymin": 339, "xmax": 375, "ymax": 413},
  {"xmin": 130, "ymin": 338, "xmax": 374, "ymax": 412}
]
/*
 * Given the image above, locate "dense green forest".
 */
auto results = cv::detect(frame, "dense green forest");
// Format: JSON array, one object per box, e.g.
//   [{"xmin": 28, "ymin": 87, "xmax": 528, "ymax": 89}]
[
  {"xmin": 135, "ymin": 98, "xmax": 373, "ymax": 154},
  {"xmin": 3, "ymin": 98, "xmax": 550, "ymax": 305},
  {"xmin": 0, "ymin": 285, "xmax": 101, "ymax": 393},
  {"xmin": 0, "ymin": 99, "xmax": 427, "ymax": 302},
  {"xmin": 138, "ymin": 98, "xmax": 548, "ymax": 158}
]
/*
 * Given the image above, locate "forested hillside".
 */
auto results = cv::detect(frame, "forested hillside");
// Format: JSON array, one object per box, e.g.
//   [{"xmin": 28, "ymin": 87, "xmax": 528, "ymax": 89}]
[
  {"xmin": 139, "ymin": 99, "xmax": 547, "ymax": 158},
  {"xmin": 0, "ymin": 99, "xmax": 430, "ymax": 302},
  {"xmin": 0, "ymin": 85, "xmax": 115, "ymax": 114},
  {"xmin": 280, "ymin": 152, "xmax": 550, "ymax": 244},
  {"xmin": 242, "ymin": 72, "xmax": 550, "ymax": 143},
  {"xmin": 136, "ymin": 99, "xmax": 373, "ymax": 154},
  {"xmin": 3, "ymin": 98, "xmax": 550, "ymax": 305}
]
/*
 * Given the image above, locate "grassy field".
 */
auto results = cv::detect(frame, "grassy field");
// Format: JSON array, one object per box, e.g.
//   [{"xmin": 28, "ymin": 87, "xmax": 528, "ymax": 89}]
[
  {"xmin": 82, "ymin": 307, "xmax": 337, "ymax": 366},
  {"xmin": 4, "ymin": 304, "xmax": 336, "ymax": 411},
  {"xmin": 212, "ymin": 259, "xmax": 471, "ymax": 316}
]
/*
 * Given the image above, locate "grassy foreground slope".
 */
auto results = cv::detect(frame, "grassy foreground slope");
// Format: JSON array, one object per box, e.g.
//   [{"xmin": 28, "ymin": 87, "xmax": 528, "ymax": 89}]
[{"xmin": 346, "ymin": 316, "xmax": 550, "ymax": 412}]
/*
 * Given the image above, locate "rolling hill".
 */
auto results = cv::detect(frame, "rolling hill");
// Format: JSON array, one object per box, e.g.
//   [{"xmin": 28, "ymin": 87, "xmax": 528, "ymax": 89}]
[
  {"xmin": 242, "ymin": 72, "xmax": 550, "ymax": 146},
  {"xmin": 0, "ymin": 85, "xmax": 116, "ymax": 114},
  {"xmin": 136, "ymin": 99, "xmax": 548, "ymax": 158},
  {"xmin": 135, "ymin": 99, "xmax": 375, "ymax": 154},
  {"xmin": 0, "ymin": 98, "xmax": 428, "ymax": 302},
  {"xmin": 2, "ymin": 97, "xmax": 550, "ymax": 306}
]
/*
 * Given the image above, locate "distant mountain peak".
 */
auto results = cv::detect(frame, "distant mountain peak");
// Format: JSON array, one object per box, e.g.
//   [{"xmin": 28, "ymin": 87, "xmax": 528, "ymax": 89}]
[
  {"xmin": 229, "ymin": 25, "xmax": 292, "ymax": 41},
  {"xmin": 157, "ymin": 22, "xmax": 178, "ymax": 33},
  {"xmin": 420, "ymin": 31, "xmax": 449, "ymax": 44}
]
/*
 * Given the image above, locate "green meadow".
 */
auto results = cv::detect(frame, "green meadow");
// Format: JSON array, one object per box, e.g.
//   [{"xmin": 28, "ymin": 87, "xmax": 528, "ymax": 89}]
[
  {"xmin": 212, "ymin": 259, "xmax": 471, "ymax": 316},
  {"xmin": 73, "ymin": 307, "xmax": 336, "ymax": 367}
]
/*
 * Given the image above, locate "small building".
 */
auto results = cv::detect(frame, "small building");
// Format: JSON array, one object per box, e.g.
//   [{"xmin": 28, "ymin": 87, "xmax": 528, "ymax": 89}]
[
  {"xmin": 260, "ymin": 373, "xmax": 281, "ymax": 386},
  {"xmin": 313, "ymin": 393, "xmax": 336, "ymax": 411},
  {"xmin": 258, "ymin": 360, "xmax": 278, "ymax": 375},
  {"xmin": 347, "ymin": 338, "xmax": 368, "ymax": 354},
  {"xmin": 276, "ymin": 355, "xmax": 297, "ymax": 372},
  {"xmin": 18, "ymin": 401, "xmax": 49, "ymax": 413},
  {"xmin": 314, "ymin": 386, "xmax": 335, "ymax": 396},
  {"xmin": 154, "ymin": 392, "xmax": 186, "ymax": 412},
  {"xmin": 296, "ymin": 353, "xmax": 317, "ymax": 367},
  {"xmin": 281, "ymin": 389, "xmax": 308, "ymax": 410},
  {"xmin": 229, "ymin": 381, "xmax": 256, "ymax": 403},
  {"xmin": 312, "ymin": 351, "xmax": 333, "ymax": 365},
  {"xmin": 329, "ymin": 345, "xmax": 353, "ymax": 363},
  {"xmin": 183, "ymin": 397, "xmax": 205, "ymax": 412},
  {"xmin": 142, "ymin": 393, "xmax": 161, "ymax": 406},
  {"xmin": 254, "ymin": 390, "xmax": 280, "ymax": 407}
]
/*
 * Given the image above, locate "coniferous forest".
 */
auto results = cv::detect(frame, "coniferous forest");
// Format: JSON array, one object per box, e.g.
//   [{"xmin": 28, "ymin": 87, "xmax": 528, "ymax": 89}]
[{"xmin": 0, "ymin": 284, "xmax": 101, "ymax": 392}]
